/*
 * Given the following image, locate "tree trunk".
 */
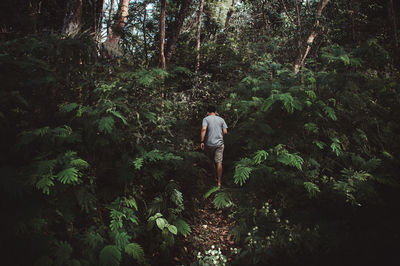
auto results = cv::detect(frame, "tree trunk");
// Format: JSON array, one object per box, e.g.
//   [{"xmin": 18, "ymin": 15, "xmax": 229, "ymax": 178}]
[
  {"xmin": 196, "ymin": 0, "xmax": 204, "ymax": 72},
  {"xmin": 165, "ymin": 0, "xmax": 192, "ymax": 65},
  {"xmin": 62, "ymin": 0, "xmax": 83, "ymax": 36},
  {"xmin": 143, "ymin": 3, "xmax": 149, "ymax": 66},
  {"xmin": 388, "ymin": 0, "xmax": 398, "ymax": 47},
  {"xmin": 160, "ymin": 0, "xmax": 166, "ymax": 69},
  {"xmin": 107, "ymin": 0, "xmax": 115, "ymax": 36},
  {"xmin": 224, "ymin": 0, "xmax": 236, "ymax": 31},
  {"xmin": 105, "ymin": 0, "xmax": 130, "ymax": 53},
  {"xmin": 293, "ymin": 0, "xmax": 330, "ymax": 74}
]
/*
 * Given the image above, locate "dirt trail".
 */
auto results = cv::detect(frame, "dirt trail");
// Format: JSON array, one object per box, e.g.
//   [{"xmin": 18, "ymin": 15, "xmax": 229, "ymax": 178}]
[{"xmin": 174, "ymin": 194, "xmax": 239, "ymax": 264}]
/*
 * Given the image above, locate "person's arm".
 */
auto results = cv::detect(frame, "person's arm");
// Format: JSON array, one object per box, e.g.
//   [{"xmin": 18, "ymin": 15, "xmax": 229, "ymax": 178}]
[
  {"xmin": 200, "ymin": 126, "xmax": 207, "ymax": 150},
  {"xmin": 222, "ymin": 119, "xmax": 228, "ymax": 135}
]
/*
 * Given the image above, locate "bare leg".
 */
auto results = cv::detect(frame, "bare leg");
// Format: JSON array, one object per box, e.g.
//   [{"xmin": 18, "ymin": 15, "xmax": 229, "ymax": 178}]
[
  {"xmin": 216, "ymin": 162, "xmax": 223, "ymax": 187},
  {"xmin": 212, "ymin": 161, "xmax": 217, "ymax": 181}
]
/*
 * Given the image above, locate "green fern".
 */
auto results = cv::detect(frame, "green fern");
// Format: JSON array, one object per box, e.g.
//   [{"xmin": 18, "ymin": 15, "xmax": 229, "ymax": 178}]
[
  {"xmin": 54, "ymin": 241, "xmax": 73, "ymax": 265},
  {"xmin": 234, "ymin": 158, "xmax": 253, "ymax": 186},
  {"xmin": 83, "ymin": 230, "xmax": 104, "ymax": 249},
  {"xmin": 330, "ymin": 137, "xmax": 342, "ymax": 156},
  {"xmin": 36, "ymin": 175, "xmax": 55, "ymax": 195},
  {"xmin": 203, "ymin": 186, "xmax": 220, "ymax": 199},
  {"xmin": 57, "ymin": 167, "xmax": 79, "ymax": 184},
  {"xmin": 214, "ymin": 191, "xmax": 232, "ymax": 209},
  {"xmin": 276, "ymin": 153, "xmax": 304, "ymax": 171},
  {"xmin": 253, "ymin": 150, "xmax": 268, "ymax": 165},
  {"xmin": 172, "ymin": 218, "xmax": 192, "ymax": 236},
  {"xmin": 99, "ymin": 245, "xmax": 121, "ymax": 266},
  {"xmin": 115, "ymin": 232, "xmax": 131, "ymax": 249},
  {"xmin": 304, "ymin": 182, "xmax": 321, "ymax": 198},
  {"xmin": 98, "ymin": 116, "xmax": 114, "ymax": 134},
  {"xmin": 109, "ymin": 110, "xmax": 128, "ymax": 125},
  {"xmin": 59, "ymin": 102, "xmax": 79, "ymax": 113},
  {"xmin": 125, "ymin": 243, "xmax": 145, "ymax": 264}
]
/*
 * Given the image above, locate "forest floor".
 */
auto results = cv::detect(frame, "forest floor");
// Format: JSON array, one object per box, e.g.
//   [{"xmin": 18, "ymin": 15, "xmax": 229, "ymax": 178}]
[{"xmin": 172, "ymin": 160, "xmax": 239, "ymax": 265}]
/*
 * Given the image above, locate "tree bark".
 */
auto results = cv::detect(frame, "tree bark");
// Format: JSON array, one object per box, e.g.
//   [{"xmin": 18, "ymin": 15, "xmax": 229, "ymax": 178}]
[
  {"xmin": 196, "ymin": 0, "xmax": 204, "ymax": 72},
  {"xmin": 142, "ymin": 2, "xmax": 149, "ymax": 66},
  {"xmin": 105, "ymin": 0, "xmax": 130, "ymax": 52},
  {"xmin": 388, "ymin": 0, "xmax": 398, "ymax": 47},
  {"xmin": 224, "ymin": 0, "xmax": 236, "ymax": 31},
  {"xmin": 293, "ymin": 0, "xmax": 330, "ymax": 74},
  {"xmin": 165, "ymin": 0, "xmax": 192, "ymax": 65},
  {"xmin": 62, "ymin": 0, "xmax": 83, "ymax": 36},
  {"xmin": 107, "ymin": 0, "xmax": 115, "ymax": 36},
  {"xmin": 160, "ymin": 0, "xmax": 166, "ymax": 69}
]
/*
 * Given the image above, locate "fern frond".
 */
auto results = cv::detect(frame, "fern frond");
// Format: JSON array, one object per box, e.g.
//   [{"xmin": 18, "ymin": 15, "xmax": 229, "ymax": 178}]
[
  {"xmin": 276, "ymin": 153, "xmax": 304, "ymax": 171},
  {"xmin": 203, "ymin": 186, "xmax": 220, "ymax": 199},
  {"xmin": 125, "ymin": 243, "xmax": 145, "ymax": 264},
  {"xmin": 83, "ymin": 230, "xmax": 104, "ymax": 249},
  {"xmin": 99, "ymin": 245, "xmax": 121, "ymax": 266},
  {"xmin": 214, "ymin": 191, "xmax": 232, "ymax": 209},
  {"xmin": 253, "ymin": 150, "xmax": 268, "ymax": 165},
  {"xmin": 172, "ymin": 218, "xmax": 192, "ymax": 236},
  {"xmin": 115, "ymin": 232, "xmax": 131, "ymax": 249},
  {"xmin": 59, "ymin": 102, "xmax": 79, "ymax": 113},
  {"xmin": 36, "ymin": 175, "xmax": 54, "ymax": 195},
  {"xmin": 109, "ymin": 110, "xmax": 128, "ymax": 125},
  {"xmin": 304, "ymin": 182, "xmax": 320, "ymax": 198},
  {"xmin": 57, "ymin": 167, "xmax": 79, "ymax": 184},
  {"xmin": 234, "ymin": 158, "xmax": 253, "ymax": 186},
  {"xmin": 98, "ymin": 116, "xmax": 114, "ymax": 134}
]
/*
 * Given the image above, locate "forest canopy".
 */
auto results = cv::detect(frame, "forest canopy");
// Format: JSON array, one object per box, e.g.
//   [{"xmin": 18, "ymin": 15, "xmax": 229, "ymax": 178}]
[{"xmin": 1, "ymin": 0, "xmax": 399, "ymax": 265}]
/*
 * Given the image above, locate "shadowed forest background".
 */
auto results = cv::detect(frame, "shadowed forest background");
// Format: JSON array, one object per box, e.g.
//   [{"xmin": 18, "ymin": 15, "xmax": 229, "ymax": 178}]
[{"xmin": 1, "ymin": 0, "xmax": 400, "ymax": 265}]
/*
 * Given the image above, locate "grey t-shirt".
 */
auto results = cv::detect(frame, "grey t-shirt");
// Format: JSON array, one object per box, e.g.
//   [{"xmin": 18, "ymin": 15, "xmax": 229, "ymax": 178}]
[{"xmin": 202, "ymin": 115, "xmax": 228, "ymax": 146}]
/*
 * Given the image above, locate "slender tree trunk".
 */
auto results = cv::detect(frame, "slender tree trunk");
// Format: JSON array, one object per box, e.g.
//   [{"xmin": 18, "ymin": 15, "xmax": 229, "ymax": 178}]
[
  {"xmin": 143, "ymin": 3, "xmax": 148, "ymax": 66},
  {"xmin": 224, "ymin": 0, "xmax": 236, "ymax": 30},
  {"xmin": 105, "ymin": 0, "xmax": 130, "ymax": 52},
  {"xmin": 107, "ymin": 0, "xmax": 115, "ymax": 36},
  {"xmin": 293, "ymin": 0, "xmax": 330, "ymax": 74},
  {"xmin": 160, "ymin": 0, "xmax": 166, "ymax": 69},
  {"xmin": 62, "ymin": 0, "xmax": 83, "ymax": 36},
  {"xmin": 261, "ymin": 0, "xmax": 270, "ymax": 34},
  {"xmin": 388, "ymin": 0, "xmax": 398, "ymax": 47},
  {"xmin": 165, "ymin": 0, "xmax": 192, "ymax": 65},
  {"xmin": 196, "ymin": 0, "xmax": 204, "ymax": 72}
]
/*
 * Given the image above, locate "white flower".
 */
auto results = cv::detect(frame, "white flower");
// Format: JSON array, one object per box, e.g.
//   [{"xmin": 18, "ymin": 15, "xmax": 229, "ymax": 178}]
[{"xmin": 211, "ymin": 245, "xmax": 215, "ymax": 249}]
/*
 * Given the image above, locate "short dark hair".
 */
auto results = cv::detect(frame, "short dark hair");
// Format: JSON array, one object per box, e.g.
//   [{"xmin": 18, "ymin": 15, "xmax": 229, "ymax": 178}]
[{"xmin": 207, "ymin": 105, "xmax": 217, "ymax": 113}]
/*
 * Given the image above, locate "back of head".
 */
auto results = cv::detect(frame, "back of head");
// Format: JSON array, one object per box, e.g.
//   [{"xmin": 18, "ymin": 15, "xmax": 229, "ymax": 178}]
[{"xmin": 207, "ymin": 105, "xmax": 217, "ymax": 113}]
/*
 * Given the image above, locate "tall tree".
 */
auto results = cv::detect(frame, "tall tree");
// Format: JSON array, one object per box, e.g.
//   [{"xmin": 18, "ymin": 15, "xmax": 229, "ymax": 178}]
[
  {"xmin": 224, "ymin": 0, "xmax": 236, "ymax": 30},
  {"xmin": 165, "ymin": 0, "xmax": 192, "ymax": 65},
  {"xmin": 293, "ymin": 0, "xmax": 330, "ymax": 73},
  {"xmin": 62, "ymin": 0, "xmax": 83, "ymax": 36},
  {"xmin": 195, "ymin": 0, "xmax": 204, "ymax": 72},
  {"xmin": 105, "ymin": 0, "xmax": 130, "ymax": 53},
  {"xmin": 107, "ymin": 0, "xmax": 115, "ymax": 36},
  {"xmin": 160, "ymin": 0, "xmax": 167, "ymax": 69}
]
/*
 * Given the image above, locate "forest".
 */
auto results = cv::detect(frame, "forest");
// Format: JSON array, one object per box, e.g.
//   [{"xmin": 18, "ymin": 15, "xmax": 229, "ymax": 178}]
[{"xmin": 0, "ymin": 0, "xmax": 399, "ymax": 265}]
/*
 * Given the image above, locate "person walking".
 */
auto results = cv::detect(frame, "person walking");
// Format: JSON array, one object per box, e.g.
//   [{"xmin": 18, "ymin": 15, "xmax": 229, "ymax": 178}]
[{"xmin": 200, "ymin": 105, "xmax": 228, "ymax": 187}]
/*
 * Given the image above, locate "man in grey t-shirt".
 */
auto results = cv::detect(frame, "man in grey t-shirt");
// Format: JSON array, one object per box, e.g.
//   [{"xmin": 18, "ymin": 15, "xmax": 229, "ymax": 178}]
[{"xmin": 200, "ymin": 105, "xmax": 228, "ymax": 187}]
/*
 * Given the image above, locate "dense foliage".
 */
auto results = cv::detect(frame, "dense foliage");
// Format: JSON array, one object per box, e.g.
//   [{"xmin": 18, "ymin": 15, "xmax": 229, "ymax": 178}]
[{"xmin": 1, "ymin": 0, "xmax": 399, "ymax": 265}]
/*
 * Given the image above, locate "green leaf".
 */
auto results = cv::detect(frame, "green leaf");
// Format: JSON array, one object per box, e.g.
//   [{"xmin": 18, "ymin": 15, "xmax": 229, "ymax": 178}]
[
  {"xmin": 99, "ymin": 245, "xmax": 121, "ymax": 266},
  {"xmin": 57, "ymin": 167, "xmax": 79, "ymax": 184},
  {"xmin": 253, "ymin": 150, "xmax": 268, "ymax": 165},
  {"xmin": 304, "ymin": 123, "xmax": 319, "ymax": 134},
  {"xmin": 70, "ymin": 159, "xmax": 89, "ymax": 169},
  {"xmin": 234, "ymin": 158, "xmax": 253, "ymax": 186},
  {"xmin": 172, "ymin": 219, "xmax": 192, "ymax": 236},
  {"xmin": 109, "ymin": 110, "xmax": 128, "ymax": 125},
  {"xmin": 125, "ymin": 243, "xmax": 145, "ymax": 264},
  {"xmin": 330, "ymin": 138, "xmax": 342, "ymax": 156},
  {"xmin": 323, "ymin": 105, "xmax": 337, "ymax": 120},
  {"xmin": 203, "ymin": 186, "xmax": 220, "ymax": 199},
  {"xmin": 156, "ymin": 218, "xmax": 168, "ymax": 230},
  {"xmin": 36, "ymin": 176, "xmax": 54, "ymax": 195},
  {"xmin": 313, "ymin": 140, "xmax": 326, "ymax": 149},
  {"xmin": 59, "ymin": 103, "xmax": 79, "ymax": 113},
  {"xmin": 277, "ymin": 153, "xmax": 304, "ymax": 171},
  {"xmin": 167, "ymin": 224, "xmax": 178, "ymax": 235},
  {"xmin": 133, "ymin": 158, "xmax": 143, "ymax": 170},
  {"xmin": 214, "ymin": 191, "xmax": 232, "ymax": 209},
  {"xmin": 115, "ymin": 232, "xmax": 131, "ymax": 249},
  {"xmin": 98, "ymin": 116, "xmax": 115, "ymax": 134},
  {"xmin": 304, "ymin": 182, "xmax": 320, "ymax": 198}
]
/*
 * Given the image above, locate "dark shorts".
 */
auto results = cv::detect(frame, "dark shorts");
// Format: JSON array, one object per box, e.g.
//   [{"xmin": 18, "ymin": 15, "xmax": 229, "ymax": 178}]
[{"xmin": 205, "ymin": 144, "xmax": 224, "ymax": 163}]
